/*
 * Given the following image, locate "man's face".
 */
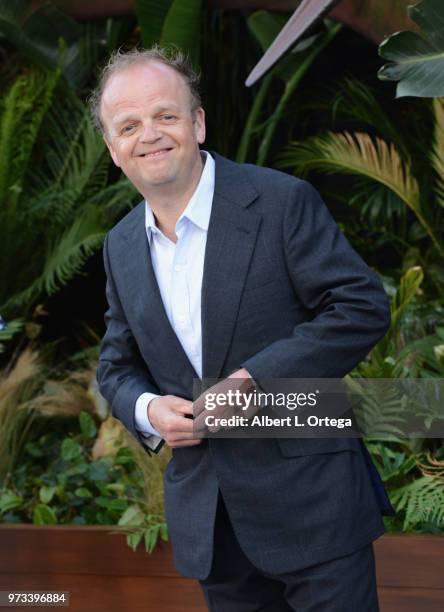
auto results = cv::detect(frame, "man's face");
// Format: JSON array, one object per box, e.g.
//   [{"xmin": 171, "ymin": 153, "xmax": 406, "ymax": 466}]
[{"xmin": 100, "ymin": 61, "xmax": 206, "ymax": 196}]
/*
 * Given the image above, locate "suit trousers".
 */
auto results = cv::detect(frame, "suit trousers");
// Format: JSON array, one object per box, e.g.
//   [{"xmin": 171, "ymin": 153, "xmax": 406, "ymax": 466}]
[{"xmin": 199, "ymin": 492, "xmax": 380, "ymax": 612}]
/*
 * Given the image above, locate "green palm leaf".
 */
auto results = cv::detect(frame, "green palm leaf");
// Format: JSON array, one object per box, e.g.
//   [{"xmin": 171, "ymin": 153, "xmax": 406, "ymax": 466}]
[
  {"xmin": 330, "ymin": 78, "xmax": 408, "ymax": 157},
  {"xmin": 135, "ymin": 0, "xmax": 203, "ymax": 67},
  {"xmin": 431, "ymin": 97, "xmax": 444, "ymax": 208},
  {"xmin": 135, "ymin": 0, "xmax": 173, "ymax": 48},
  {"xmin": 160, "ymin": 0, "xmax": 203, "ymax": 67},
  {"xmin": 5, "ymin": 208, "xmax": 106, "ymax": 312},
  {"xmin": 42, "ymin": 208, "xmax": 106, "ymax": 295},
  {"xmin": 279, "ymin": 131, "xmax": 444, "ymax": 254},
  {"xmin": 0, "ymin": 69, "xmax": 137, "ymax": 317},
  {"xmin": 353, "ymin": 266, "xmax": 424, "ymax": 376}
]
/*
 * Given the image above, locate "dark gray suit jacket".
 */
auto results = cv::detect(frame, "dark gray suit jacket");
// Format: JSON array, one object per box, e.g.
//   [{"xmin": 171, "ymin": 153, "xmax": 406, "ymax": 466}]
[{"xmin": 97, "ymin": 152, "xmax": 392, "ymax": 579}]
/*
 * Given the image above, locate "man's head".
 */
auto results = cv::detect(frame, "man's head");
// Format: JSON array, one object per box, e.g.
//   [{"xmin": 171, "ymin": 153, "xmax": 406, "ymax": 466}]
[{"xmin": 89, "ymin": 47, "xmax": 206, "ymax": 198}]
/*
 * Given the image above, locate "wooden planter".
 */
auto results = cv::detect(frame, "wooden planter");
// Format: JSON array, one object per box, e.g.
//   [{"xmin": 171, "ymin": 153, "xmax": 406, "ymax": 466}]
[
  {"xmin": 0, "ymin": 524, "xmax": 206, "ymax": 611},
  {"xmin": 0, "ymin": 526, "xmax": 443, "ymax": 611},
  {"xmin": 374, "ymin": 534, "xmax": 444, "ymax": 611}
]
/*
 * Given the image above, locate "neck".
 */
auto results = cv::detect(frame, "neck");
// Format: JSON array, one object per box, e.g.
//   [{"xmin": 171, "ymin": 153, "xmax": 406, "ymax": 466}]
[{"xmin": 145, "ymin": 153, "xmax": 204, "ymax": 241}]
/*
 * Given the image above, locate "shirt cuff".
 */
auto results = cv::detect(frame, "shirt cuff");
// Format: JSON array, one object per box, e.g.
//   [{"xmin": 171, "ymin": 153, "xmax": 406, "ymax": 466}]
[{"xmin": 135, "ymin": 392, "xmax": 162, "ymax": 437}]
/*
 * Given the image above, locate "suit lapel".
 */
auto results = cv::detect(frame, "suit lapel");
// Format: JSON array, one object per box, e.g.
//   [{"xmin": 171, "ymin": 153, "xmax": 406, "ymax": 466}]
[
  {"xmin": 201, "ymin": 153, "xmax": 261, "ymax": 379},
  {"xmin": 120, "ymin": 203, "xmax": 199, "ymax": 390}
]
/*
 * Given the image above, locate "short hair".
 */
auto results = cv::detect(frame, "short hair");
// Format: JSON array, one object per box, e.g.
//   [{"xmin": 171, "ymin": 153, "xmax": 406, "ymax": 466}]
[{"xmin": 88, "ymin": 45, "xmax": 202, "ymax": 134}]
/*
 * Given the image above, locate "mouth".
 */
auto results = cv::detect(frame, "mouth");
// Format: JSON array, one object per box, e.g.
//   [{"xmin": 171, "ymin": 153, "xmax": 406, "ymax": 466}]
[{"xmin": 137, "ymin": 148, "xmax": 173, "ymax": 159}]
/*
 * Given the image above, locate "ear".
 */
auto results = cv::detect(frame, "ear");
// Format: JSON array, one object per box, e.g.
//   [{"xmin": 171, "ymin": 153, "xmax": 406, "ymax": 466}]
[
  {"xmin": 103, "ymin": 134, "xmax": 121, "ymax": 168},
  {"xmin": 194, "ymin": 107, "xmax": 206, "ymax": 145}
]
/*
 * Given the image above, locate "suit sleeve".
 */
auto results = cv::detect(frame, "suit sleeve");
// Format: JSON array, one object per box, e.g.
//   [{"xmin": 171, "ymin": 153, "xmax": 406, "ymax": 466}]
[
  {"xmin": 241, "ymin": 179, "xmax": 391, "ymax": 381},
  {"xmin": 96, "ymin": 234, "xmax": 164, "ymax": 454}
]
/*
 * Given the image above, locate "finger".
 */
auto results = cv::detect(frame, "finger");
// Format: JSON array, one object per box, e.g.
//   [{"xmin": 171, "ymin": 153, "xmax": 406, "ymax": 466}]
[
  {"xmin": 173, "ymin": 400, "xmax": 194, "ymax": 416},
  {"xmin": 165, "ymin": 415, "xmax": 196, "ymax": 434}
]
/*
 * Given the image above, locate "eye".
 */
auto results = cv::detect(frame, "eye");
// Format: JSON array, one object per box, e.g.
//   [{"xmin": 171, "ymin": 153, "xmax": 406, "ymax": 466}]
[
  {"xmin": 159, "ymin": 114, "xmax": 177, "ymax": 123},
  {"xmin": 120, "ymin": 124, "xmax": 137, "ymax": 135}
]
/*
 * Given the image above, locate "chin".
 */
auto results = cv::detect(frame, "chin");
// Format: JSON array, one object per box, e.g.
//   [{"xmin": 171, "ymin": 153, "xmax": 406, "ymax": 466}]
[{"xmin": 142, "ymin": 173, "xmax": 176, "ymax": 187}]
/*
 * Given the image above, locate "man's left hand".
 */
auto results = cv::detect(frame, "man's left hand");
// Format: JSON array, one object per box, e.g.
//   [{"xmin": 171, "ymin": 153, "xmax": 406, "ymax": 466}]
[{"xmin": 193, "ymin": 368, "xmax": 259, "ymax": 433}]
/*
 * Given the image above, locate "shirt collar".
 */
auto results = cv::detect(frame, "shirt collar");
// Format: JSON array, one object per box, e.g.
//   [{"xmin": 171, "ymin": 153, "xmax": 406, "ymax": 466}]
[{"xmin": 145, "ymin": 150, "xmax": 215, "ymax": 239}]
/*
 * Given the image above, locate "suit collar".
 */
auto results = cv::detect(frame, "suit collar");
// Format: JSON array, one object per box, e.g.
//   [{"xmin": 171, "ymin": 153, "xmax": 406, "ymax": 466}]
[
  {"xmin": 212, "ymin": 151, "xmax": 258, "ymax": 209},
  {"xmin": 120, "ymin": 151, "xmax": 259, "ymax": 243}
]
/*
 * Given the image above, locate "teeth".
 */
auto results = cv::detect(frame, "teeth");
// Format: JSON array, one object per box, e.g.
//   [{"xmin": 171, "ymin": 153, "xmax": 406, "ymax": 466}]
[{"xmin": 139, "ymin": 149, "xmax": 170, "ymax": 158}]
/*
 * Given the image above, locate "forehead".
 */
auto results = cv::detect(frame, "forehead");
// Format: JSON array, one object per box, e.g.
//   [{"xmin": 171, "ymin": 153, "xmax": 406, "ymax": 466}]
[{"xmin": 101, "ymin": 61, "xmax": 191, "ymax": 119}]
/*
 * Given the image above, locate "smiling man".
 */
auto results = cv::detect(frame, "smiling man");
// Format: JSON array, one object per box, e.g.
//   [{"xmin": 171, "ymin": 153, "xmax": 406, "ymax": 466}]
[
  {"xmin": 94, "ymin": 47, "xmax": 392, "ymax": 611},
  {"xmin": 100, "ymin": 58, "xmax": 206, "ymax": 241}
]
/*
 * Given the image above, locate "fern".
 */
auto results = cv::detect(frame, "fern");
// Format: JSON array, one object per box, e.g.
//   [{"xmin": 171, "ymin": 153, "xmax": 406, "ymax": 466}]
[
  {"xmin": 0, "ymin": 69, "xmax": 59, "ymax": 208},
  {"xmin": 42, "ymin": 208, "xmax": 106, "ymax": 295},
  {"xmin": 3, "ymin": 208, "xmax": 106, "ymax": 312},
  {"xmin": 0, "ymin": 68, "xmax": 138, "ymax": 317},
  {"xmin": 345, "ymin": 376, "xmax": 408, "ymax": 440},
  {"xmin": 390, "ymin": 476, "xmax": 444, "ymax": 531}
]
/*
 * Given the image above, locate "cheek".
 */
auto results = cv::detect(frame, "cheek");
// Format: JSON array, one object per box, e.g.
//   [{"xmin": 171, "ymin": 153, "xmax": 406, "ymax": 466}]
[{"xmin": 113, "ymin": 144, "xmax": 133, "ymax": 166}]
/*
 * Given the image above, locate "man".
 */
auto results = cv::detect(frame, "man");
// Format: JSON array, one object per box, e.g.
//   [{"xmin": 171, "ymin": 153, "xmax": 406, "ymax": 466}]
[{"xmin": 94, "ymin": 46, "xmax": 392, "ymax": 611}]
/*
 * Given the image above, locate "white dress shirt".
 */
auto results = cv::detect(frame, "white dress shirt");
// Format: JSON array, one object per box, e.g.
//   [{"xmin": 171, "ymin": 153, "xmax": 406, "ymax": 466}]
[{"xmin": 134, "ymin": 151, "xmax": 215, "ymax": 442}]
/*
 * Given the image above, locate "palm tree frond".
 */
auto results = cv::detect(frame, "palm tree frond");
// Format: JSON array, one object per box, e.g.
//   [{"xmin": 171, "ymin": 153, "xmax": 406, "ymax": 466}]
[
  {"xmin": 331, "ymin": 79, "xmax": 406, "ymax": 153},
  {"xmin": 279, "ymin": 132, "xmax": 444, "ymax": 254},
  {"xmin": 431, "ymin": 97, "xmax": 444, "ymax": 209},
  {"xmin": 42, "ymin": 207, "xmax": 106, "ymax": 296},
  {"xmin": 280, "ymin": 131, "xmax": 420, "ymax": 211},
  {"xmin": 4, "ymin": 208, "xmax": 106, "ymax": 312}
]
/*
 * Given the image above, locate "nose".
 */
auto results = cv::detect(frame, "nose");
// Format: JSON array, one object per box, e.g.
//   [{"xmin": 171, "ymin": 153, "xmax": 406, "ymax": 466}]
[{"xmin": 140, "ymin": 121, "xmax": 161, "ymax": 143}]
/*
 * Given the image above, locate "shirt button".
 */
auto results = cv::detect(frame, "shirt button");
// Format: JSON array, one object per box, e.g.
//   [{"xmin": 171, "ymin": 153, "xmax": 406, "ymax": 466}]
[
  {"xmin": 174, "ymin": 264, "xmax": 181, "ymax": 272},
  {"xmin": 178, "ymin": 315, "xmax": 186, "ymax": 323}
]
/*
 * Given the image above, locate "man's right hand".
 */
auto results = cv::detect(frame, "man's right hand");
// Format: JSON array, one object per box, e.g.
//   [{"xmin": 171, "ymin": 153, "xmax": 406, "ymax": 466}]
[{"xmin": 148, "ymin": 395, "xmax": 202, "ymax": 448}]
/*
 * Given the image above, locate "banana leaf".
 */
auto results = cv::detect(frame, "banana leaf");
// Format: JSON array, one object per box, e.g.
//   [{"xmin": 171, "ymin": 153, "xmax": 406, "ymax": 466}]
[
  {"xmin": 378, "ymin": 0, "xmax": 444, "ymax": 98},
  {"xmin": 135, "ymin": 0, "xmax": 172, "ymax": 48},
  {"xmin": 135, "ymin": 0, "xmax": 202, "ymax": 67}
]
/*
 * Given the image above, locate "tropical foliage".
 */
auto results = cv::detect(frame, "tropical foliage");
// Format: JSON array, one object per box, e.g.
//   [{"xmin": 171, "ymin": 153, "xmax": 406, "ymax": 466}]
[
  {"xmin": 278, "ymin": 80, "xmax": 444, "ymax": 294},
  {"xmin": 237, "ymin": 11, "xmax": 342, "ymax": 165},
  {"xmin": 278, "ymin": 75, "xmax": 444, "ymax": 534},
  {"xmin": 0, "ymin": 409, "xmax": 169, "ymax": 550},
  {"xmin": 0, "ymin": 67, "xmax": 137, "ymax": 320},
  {"xmin": 0, "ymin": 351, "xmax": 170, "ymax": 551},
  {"xmin": 135, "ymin": 0, "xmax": 203, "ymax": 66},
  {"xmin": 346, "ymin": 267, "xmax": 444, "ymax": 532},
  {"xmin": 0, "ymin": 0, "xmax": 130, "ymax": 87},
  {"xmin": 379, "ymin": 0, "xmax": 444, "ymax": 98}
]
